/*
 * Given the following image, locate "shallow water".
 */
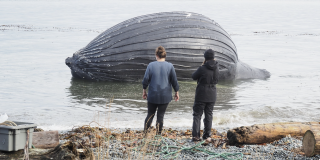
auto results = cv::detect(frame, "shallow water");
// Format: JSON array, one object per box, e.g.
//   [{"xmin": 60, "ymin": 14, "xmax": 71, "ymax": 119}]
[{"xmin": 1, "ymin": 0, "xmax": 320, "ymax": 131}]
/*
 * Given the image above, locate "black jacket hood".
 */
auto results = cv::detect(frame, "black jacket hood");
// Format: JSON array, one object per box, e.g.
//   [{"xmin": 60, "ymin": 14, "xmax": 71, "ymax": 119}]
[{"xmin": 204, "ymin": 60, "xmax": 218, "ymax": 70}]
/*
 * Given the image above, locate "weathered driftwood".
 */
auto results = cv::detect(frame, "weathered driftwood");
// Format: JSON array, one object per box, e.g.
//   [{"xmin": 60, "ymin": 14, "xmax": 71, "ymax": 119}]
[
  {"xmin": 32, "ymin": 131, "xmax": 59, "ymax": 149},
  {"xmin": 227, "ymin": 122, "xmax": 320, "ymax": 145},
  {"xmin": 303, "ymin": 129, "xmax": 320, "ymax": 157},
  {"xmin": 0, "ymin": 142, "xmax": 94, "ymax": 160}
]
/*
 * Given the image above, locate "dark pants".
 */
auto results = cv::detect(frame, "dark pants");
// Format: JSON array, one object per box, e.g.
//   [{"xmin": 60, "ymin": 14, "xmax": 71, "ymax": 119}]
[
  {"xmin": 192, "ymin": 101, "xmax": 215, "ymax": 139},
  {"xmin": 144, "ymin": 102, "xmax": 169, "ymax": 134}
]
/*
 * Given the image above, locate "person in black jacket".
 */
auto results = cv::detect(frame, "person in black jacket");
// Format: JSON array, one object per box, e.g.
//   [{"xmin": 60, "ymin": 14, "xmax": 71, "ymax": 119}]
[{"xmin": 191, "ymin": 49, "xmax": 219, "ymax": 141}]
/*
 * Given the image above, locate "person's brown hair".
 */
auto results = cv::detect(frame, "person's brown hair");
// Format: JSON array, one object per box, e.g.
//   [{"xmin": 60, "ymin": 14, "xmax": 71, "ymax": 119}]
[{"xmin": 155, "ymin": 46, "xmax": 166, "ymax": 58}]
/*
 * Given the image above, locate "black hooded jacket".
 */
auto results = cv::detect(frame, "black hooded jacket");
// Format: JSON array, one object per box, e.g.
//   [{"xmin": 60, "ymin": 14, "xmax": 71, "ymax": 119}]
[{"xmin": 192, "ymin": 60, "xmax": 219, "ymax": 102}]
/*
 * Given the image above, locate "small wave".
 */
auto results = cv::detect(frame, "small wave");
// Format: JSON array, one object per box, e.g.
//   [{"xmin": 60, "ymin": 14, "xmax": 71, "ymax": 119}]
[
  {"xmin": 0, "ymin": 24, "xmax": 103, "ymax": 33},
  {"xmin": 113, "ymin": 99, "xmax": 147, "ymax": 103},
  {"xmin": 212, "ymin": 105, "xmax": 317, "ymax": 129},
  {"xmin": 227, "ymin": 31, "xmax": 319, "ymax": 37},
  {"xmin": 33, "ymin": 106, "xmax": 320, "ymax": 132},
  {"xmin": 253, "ymin": 30, "xmax": 280, "ymax": 35},
  {"xmin": 38, "ymin": 124, "xmax": 81, "ymax": 133},
  {"xmin": 279, "ymin": 75, "xmax": 304, "ymax": 78},
  {"xmin": 279, "ymin": 74, "xmax": 320, "ymax": 79}
]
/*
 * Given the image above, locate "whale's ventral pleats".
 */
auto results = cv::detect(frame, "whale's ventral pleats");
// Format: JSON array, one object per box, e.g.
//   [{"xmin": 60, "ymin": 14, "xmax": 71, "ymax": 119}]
[{"xmin": 65, "ymin": 11, "xmax": 270, "ymax": 81}]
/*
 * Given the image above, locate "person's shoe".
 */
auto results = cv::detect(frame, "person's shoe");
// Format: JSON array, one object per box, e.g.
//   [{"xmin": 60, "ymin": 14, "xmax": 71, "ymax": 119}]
[
  {"xmin": 143, "ymin": 130, "xmax": 149, "ymax": 138},
  {"xmin": 156, "ymin": 131, "xmax": 162, "ymax": 136},
  {"xmin": 205, "ymin": 137, "xmax": 212, "ymax": 143},
  {"xmin": 192, "ymin": 137, "xmax": 201, "ymax": 142},
  {"xmin": 202, "ymin": 137, "xmax": 212, "ymax": 145}
]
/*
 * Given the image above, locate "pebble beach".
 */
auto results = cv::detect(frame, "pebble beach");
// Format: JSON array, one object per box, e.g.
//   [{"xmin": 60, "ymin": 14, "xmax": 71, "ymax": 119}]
[{"xmin": 58, "ymin": 126, "xmax": 320, "ymax": 160}]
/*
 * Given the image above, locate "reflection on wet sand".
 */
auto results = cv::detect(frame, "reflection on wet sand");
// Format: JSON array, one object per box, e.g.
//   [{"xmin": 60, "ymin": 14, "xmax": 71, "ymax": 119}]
[{"xmin": 67, "ymin": 78, "xmax": 239, "ymax": 113}]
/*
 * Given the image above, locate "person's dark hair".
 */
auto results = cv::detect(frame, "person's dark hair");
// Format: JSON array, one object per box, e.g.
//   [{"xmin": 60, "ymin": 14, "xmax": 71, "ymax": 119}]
[
  {"xmin": 204, "ymin": 49, "xmax": 215, "ymax": 60},
  {"xmin": 156, "ymin": 46, "xmax": 166, "ymax": 58}
]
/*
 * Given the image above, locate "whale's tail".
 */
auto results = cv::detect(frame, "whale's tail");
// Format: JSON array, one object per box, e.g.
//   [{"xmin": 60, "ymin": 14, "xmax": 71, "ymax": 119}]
[{"xmin": 236, "ymin": 61, "xmax": 270, "ymax": 80}]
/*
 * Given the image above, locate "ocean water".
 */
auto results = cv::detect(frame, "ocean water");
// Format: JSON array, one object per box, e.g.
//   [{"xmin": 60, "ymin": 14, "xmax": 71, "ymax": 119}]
[{"xmin": 1, "ymin": 0, "xmax": 320, "ymax": 131}]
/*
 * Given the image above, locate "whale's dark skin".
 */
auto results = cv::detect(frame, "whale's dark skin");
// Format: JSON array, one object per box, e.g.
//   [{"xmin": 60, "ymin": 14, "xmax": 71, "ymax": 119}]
[{"xmin": 65, "ymin": 11, "xmax": 270, "ymax": 81}]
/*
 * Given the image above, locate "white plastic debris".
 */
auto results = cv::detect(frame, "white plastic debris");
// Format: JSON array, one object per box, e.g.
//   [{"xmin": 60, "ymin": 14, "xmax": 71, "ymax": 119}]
[{"xmin": 0, "ymin": 113, "xmax": 8, "ymax": 123}]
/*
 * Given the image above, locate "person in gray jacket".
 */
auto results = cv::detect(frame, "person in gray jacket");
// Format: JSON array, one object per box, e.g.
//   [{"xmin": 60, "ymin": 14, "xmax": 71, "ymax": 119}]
[
  {"xmin": 191, "ymin": 49, "xmax": 219, "ymax": 141},
  {"xmin": 142, "ymin": 46, "xmax": 180, "ymax": 135}
]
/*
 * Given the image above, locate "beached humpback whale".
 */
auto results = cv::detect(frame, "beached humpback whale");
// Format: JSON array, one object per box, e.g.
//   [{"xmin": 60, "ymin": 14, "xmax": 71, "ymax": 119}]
[{"xmin": 65, "ymin": 11, "xmax": 270, "ymax": 81}]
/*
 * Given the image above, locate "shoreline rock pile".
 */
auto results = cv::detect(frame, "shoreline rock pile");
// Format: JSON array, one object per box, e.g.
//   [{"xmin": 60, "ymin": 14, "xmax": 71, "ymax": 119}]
[
  {"xmin": 1, "ymin": 124, "xmax": 320, "ymax": 159},
  {"xmin": 57, "ymin": 126, "xmax": 319, "ymax": 160}
]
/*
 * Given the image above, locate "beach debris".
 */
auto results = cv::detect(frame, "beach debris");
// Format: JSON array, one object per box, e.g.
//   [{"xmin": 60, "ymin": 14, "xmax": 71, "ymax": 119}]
[
  {"xmin": 0, "ymin": 121, "xmax": 17, "ymax": 126},
  {"xmin": 303, "ymin": 129, "xmax": 320, "ymax": 157},
  {"xmin": 34, "ymin": 128, "xmax": 44, "ymax": 132},
  {"xmin": 0, "ymin": 114, "xmax": 18, "ymax": 127},
  {"xmin": 222, "ymin": 143, "xmax": 227, "ymax": 149},
  {"xmin": 227, "ymin": 122, "xmax": 320, "ymax": 144},
  {"xmin": 0, "ymin": 141, "xmax": 94, "ymax": 160},
  {"xmin": 59, "ymin": 124, "xmax": 228, "ymax": 153},
  {"xmin": 53, "ymin": 123, "xmax": 320, "ymax": 159},
  {"xmin": 32, "ymin": 131, "xmax": 59, "ymax": 149},
  {"xmin": 0, "ymin": 113, "xmax": 8, "ymax": 123}
]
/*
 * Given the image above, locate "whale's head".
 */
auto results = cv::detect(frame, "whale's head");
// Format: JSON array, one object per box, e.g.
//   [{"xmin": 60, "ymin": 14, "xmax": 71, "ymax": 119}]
[{"xmin": 65, "ymin": 50, "xmax": 96, "ymax": 80}]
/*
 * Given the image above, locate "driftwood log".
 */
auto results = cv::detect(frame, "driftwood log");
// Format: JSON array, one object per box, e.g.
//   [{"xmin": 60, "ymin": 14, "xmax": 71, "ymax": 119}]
[
  {"xmin": 0, "ymin": 142, "xmax": 94, "ymax": 160},
  {"xmin": 303, "ymin": 130, "xmax": 320, "ymax": 157},
  {"xmin": 227, "ymin": 122, "xmax": 320, "ymax": 145},
  {"xmin": 32, "ymin": 131, "xmax": 59, "ymax": 149}
]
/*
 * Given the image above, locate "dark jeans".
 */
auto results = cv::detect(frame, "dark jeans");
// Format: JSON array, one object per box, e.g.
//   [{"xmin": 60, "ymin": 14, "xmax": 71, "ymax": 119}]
[
  {"xmin": 144, "ymin": 102, "xmax": 169, "ymax": 134},
  {"xmin": 192, "ymin": 101, "xmax": 215, "ymax": 139}
]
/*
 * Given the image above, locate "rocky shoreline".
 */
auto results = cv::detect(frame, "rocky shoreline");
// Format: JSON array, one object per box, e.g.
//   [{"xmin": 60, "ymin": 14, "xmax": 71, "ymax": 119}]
[
  {"xmin": 89, "ymin": 136, "xmax": 315, "ymax": 160},
  {"xmin": 1, "ymin": 125, "xmax": 319, "ymax": 159},
  {"xmin": 57, "ymin": 126, "xmax": 320, "ymax": 160}
]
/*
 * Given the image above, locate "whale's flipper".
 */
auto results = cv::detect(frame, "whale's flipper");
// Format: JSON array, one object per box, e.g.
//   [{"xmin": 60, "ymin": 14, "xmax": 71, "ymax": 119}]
[{"xmin": 236, "ymin": 61, "xmax": 270, "ymax": 80}]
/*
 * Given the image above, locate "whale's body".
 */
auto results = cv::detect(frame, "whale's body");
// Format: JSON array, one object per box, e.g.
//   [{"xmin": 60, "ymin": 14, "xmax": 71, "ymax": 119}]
[{"xmin": 66, "ymin": 11, "xmax": 270, "ymax": 81}]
